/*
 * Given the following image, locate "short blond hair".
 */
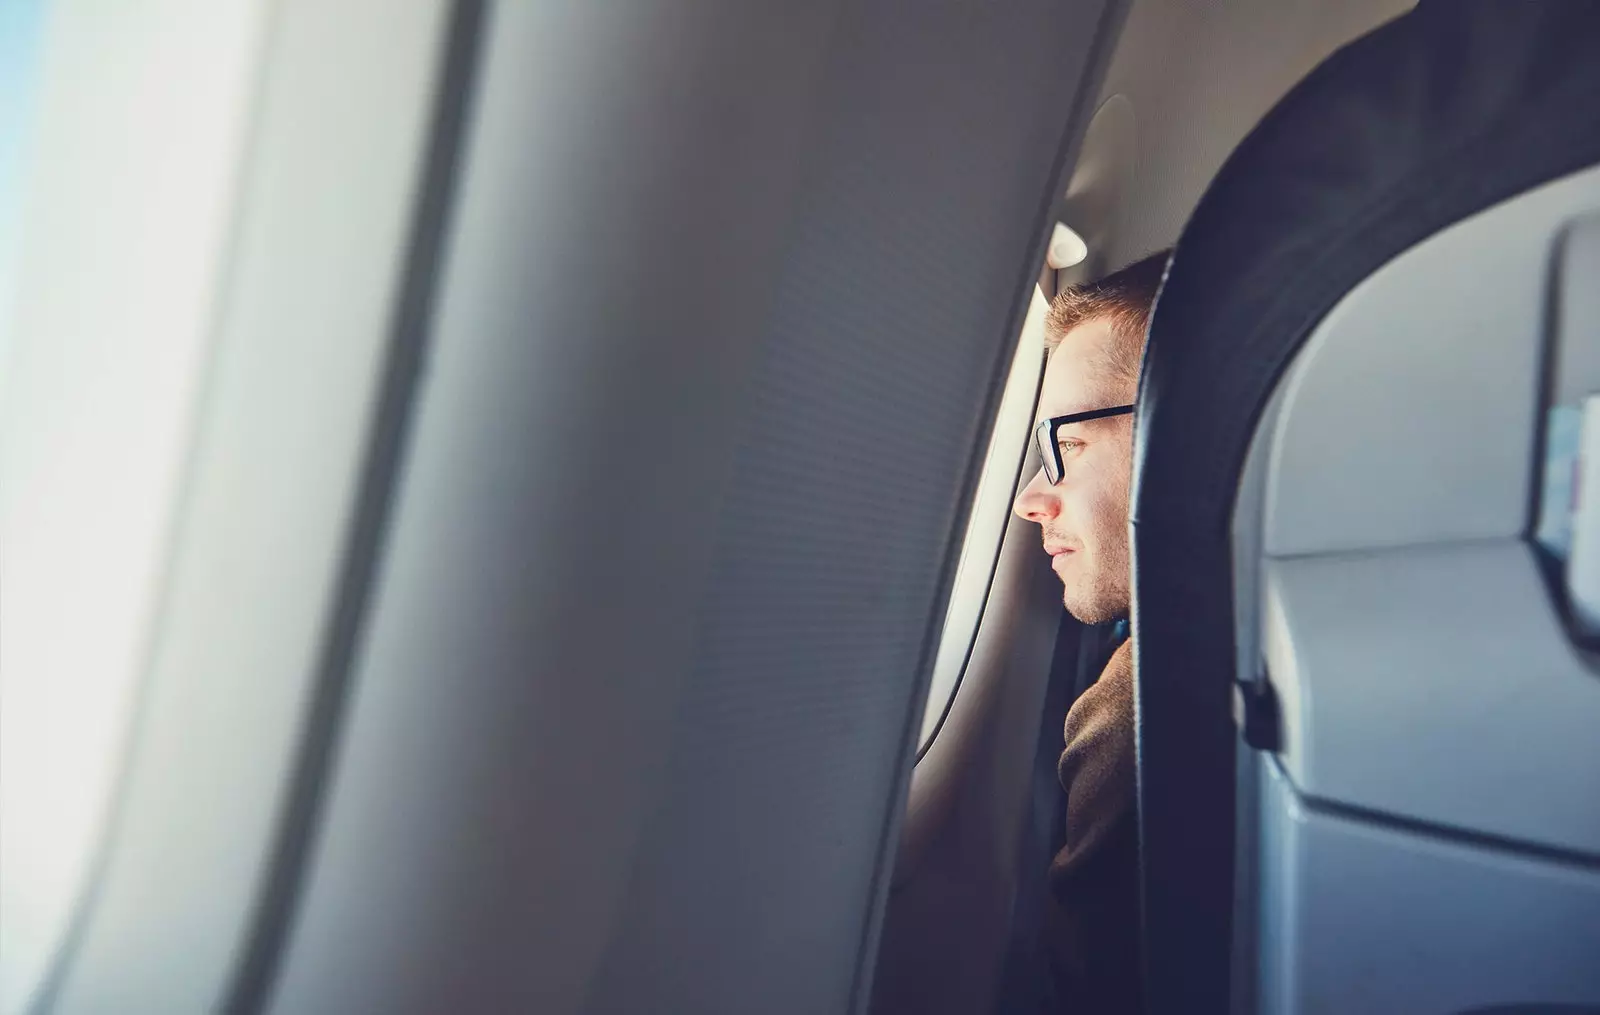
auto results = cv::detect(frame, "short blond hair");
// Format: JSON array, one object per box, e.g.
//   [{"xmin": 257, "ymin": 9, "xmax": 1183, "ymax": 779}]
[{"xmin": 1044, "ymin": 249, "xmax": 1171, "ymax": 384}]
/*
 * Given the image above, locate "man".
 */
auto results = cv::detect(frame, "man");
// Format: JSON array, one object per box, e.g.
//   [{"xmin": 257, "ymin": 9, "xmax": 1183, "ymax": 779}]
[{"xmin": 1012, "ymin": 249, "xmax": 1170, "ymax": 1014}]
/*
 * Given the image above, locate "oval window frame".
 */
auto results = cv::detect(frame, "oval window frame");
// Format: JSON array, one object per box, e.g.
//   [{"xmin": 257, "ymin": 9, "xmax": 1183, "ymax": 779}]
[{"xmin": 915, "ymin": 283, "xmax": 1049, "ymax": 758}]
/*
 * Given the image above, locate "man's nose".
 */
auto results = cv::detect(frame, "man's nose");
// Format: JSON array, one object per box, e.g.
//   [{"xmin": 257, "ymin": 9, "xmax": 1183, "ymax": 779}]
[{"xmin": 1012, "ymin": 468, "xmax": 1060, "ymax": 524}]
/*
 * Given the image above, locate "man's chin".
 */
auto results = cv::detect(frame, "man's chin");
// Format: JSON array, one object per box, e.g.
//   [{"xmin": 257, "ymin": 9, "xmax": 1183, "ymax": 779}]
[{"xmin": 1061, "ymin": 586, "xmax": 1127, "ymax": 626}]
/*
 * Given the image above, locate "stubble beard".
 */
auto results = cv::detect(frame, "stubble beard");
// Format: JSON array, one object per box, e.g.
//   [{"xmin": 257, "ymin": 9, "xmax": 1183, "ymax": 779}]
[{"xmin": 1060, "ymin": 544, "xmax": 1130, "ymax": 626}]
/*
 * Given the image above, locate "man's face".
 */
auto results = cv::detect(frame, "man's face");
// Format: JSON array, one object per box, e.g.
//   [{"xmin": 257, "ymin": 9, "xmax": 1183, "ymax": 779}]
[{"xmin": 1012, "ymin": 317, "xmax": 1137, "ymax": 624}]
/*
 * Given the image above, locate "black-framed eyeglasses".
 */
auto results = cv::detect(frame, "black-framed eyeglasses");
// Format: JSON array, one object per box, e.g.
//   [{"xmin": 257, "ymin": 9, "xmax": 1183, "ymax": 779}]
[{"xmin": 1033, "ymin": 404, "xmax": 1135, "ymax": 485}]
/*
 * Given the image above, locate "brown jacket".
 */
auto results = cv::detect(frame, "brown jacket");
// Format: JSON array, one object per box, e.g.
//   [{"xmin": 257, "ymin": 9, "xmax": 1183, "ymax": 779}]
[{"xmin": 1044, "ymin": 639, "xmax": 1141, "ymax": 1014}]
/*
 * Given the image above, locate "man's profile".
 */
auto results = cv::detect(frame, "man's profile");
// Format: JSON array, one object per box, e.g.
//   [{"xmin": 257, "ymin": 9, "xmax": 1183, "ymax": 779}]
[{"xmin": 1012, "ymin": 250, "xmax": 1170, "ymax": 1014}]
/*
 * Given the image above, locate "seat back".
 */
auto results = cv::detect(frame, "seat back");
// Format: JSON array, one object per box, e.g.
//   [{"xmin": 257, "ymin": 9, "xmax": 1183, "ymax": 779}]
[
  {"xmin": 1243, "ymin": 167, "xmax": 1600, "ymax": 1014},
  {"xmin": 1130, "ymin": 3, "xmax": 1600, "ymax": 1011}
]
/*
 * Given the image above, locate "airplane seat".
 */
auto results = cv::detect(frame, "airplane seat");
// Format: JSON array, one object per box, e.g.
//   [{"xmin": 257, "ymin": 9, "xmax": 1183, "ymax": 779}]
[{"xmin": 1128, "ymin": 3, "xmax": 1600, "ymax": 1012}]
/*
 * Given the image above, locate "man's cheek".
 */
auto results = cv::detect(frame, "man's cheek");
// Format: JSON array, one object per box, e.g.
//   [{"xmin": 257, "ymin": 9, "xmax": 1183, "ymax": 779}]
[
  {"xmin": 1084, "ymin": 485, "xmax": 1123, "ymax": 539},
  {"xmin": 1059, "ymin": 493, "xmax": 1095, "ymax": 547},
  {"xmin": 1059, "ymin": 490, "xmax": 1089, "ymax": 535}
]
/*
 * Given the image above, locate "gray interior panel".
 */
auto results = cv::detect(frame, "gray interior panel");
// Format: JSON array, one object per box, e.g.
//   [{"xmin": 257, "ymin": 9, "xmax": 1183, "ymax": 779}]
[
  {"xmin": 262, "ymin": 2, "xmax": 1111, "ymax": 1013},
  {"xmin": 1089, "ymin": 0, "xmax": 1411, "ymax": 270},
  {"xmin": 1262, "ymin": 541, "xmax": 1600, "ymax": 858},
  {"xmin": 1262, "ymin": 166, "xmax": 1600, "ymax": 559},
  {"xmin": 1243, "ymin": 136, "xmax": 1600, "ymax": 1015},
  {"xmin": 1252, "ymin": 166, "xmax": 1600, "ymax": 859},
  {"xmin": 1256, "ymin": 759, "xmax": 1600, "ymax": 1015}
]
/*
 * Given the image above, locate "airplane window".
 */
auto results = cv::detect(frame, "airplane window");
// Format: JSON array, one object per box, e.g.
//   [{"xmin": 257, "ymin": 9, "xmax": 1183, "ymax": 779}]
[{"xmin": 916, "ymin": 284, "xmax": 1048, "ymax": 755}]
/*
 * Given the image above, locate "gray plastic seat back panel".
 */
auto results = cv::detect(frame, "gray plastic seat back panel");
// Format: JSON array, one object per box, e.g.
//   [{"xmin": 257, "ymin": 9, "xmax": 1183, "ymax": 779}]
[
  {"xmin": 1257, "ymin": 164, "xmax": 1600, "ymax": 855},
  {"xmin": 1263, "ymin": 166, "xmax": 1600, "ymax": 558},
  {"xmin": 1263, "ymin": 541, "xmax": 1600, "ymax": 857},
  {"xmin": 1255, "ymin": 760, "xmax": 1600, "ymax": 1015},
  {"xmin": 1246, "ymin": 118, "xmax": 1600, "ymax": 1015}
]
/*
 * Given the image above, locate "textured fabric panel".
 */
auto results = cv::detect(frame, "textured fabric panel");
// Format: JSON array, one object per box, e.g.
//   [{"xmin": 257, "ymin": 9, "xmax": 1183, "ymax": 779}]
[
  {"xmin": 582, "ymin": 3, "xmax": 1112, "ymax": 1011},
  {"xmin": 265, "ymin": 1, "xmax": 1114, "ymax": 1014}
]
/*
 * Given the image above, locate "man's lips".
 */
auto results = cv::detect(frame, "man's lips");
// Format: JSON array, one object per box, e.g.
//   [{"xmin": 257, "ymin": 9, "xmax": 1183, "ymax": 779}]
[{"xmin": 1044, "ymin": 542, "xmax": 1075, "ymax": 557}]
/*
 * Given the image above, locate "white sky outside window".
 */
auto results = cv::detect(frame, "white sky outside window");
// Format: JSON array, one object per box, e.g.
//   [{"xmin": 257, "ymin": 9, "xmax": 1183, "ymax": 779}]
[{"xmin": 0, "ymin": 3, "xmax": 267, "ymax": 1009}]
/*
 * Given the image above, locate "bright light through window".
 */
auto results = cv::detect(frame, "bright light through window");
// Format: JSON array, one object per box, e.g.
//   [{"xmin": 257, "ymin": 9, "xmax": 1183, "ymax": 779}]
[
  {"xmin": 0, "ymin": 4, "xmax": 265, "ymax": 1009},
  {"xmin": 918, "ymin": 285, "xmax": 1048, "ymax": 752}
]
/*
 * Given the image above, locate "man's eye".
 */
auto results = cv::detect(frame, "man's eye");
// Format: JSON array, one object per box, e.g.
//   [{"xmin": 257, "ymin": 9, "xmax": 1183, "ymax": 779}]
[{"xmin": 1057, "ymin": 439, "xmax": 1084, "ymax": 456}]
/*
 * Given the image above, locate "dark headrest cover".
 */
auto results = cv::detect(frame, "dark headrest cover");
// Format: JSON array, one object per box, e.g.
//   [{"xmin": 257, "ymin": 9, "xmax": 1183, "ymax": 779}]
[{"xmin": 1130, "ymin": 3, "xmax": 1600, "ymax": 1011}]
